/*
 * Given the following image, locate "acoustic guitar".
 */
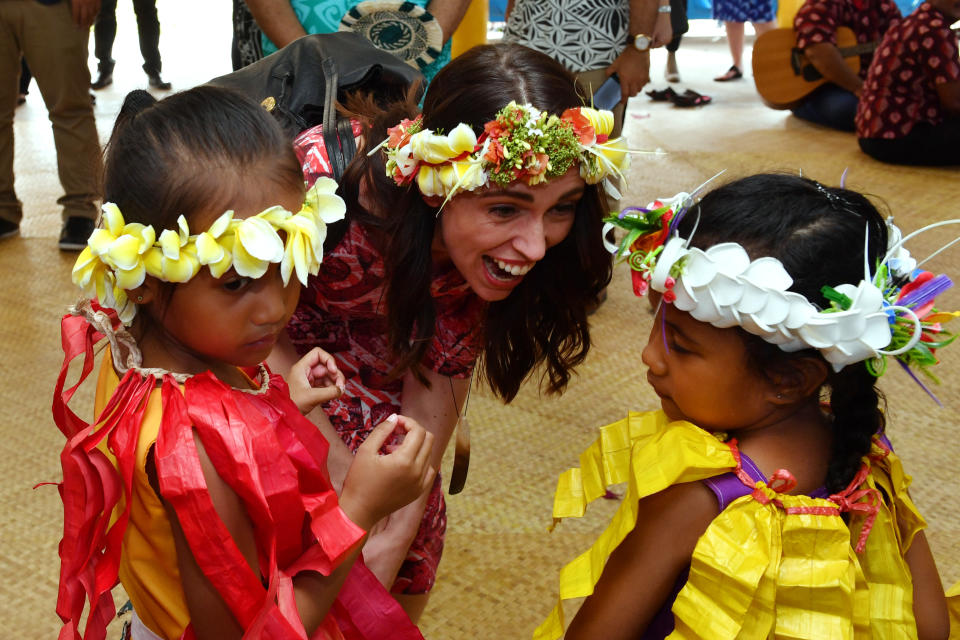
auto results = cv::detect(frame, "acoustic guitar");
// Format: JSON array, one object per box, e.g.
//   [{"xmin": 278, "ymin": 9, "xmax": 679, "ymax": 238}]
[{"xmin": 752, "ymin": 26, "xmax": 872, "ymax": 110}]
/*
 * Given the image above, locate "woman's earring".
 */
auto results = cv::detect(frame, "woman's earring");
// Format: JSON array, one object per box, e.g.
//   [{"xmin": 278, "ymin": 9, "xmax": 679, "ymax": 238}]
[
  {"xmin": 137, "ymin": 295, "xmax": 144, "ymax": 303},
  {"xmin": 776, "ymin": 392, "xmax": 783, "ymax": 400}
]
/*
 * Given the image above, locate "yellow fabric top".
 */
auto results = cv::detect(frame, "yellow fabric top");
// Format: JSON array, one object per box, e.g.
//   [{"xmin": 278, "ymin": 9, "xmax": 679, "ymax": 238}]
[
  {"xmin": 96, "ymin": 352, "xmax": 190, "ymax": 640},
  {"xmin": 535, "ymin": 410, "xmax": 934, "ymax": 640}
]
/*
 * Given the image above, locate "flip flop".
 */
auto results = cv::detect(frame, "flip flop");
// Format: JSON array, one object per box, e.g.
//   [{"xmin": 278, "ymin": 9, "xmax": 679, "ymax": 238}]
[
  {"xmin": 670, "ymin": 89, "xmax": 712, "ymax": 107},
  {"xmin": 646, "ymin": 87, "xmax": 678, "ymax": 102},
  {"xmin": 713, "ymin": 65, "xmax": 743, "ymax": 82}
]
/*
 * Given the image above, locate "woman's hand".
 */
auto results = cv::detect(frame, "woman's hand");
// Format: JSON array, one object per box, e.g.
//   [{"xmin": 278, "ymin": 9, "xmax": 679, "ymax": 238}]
[
  {"xmin": 652, "ymin": 13, "xmax": 673, "ymax": 48},
  {"xmin": 340, "ymin": 415, "xmax": 436, "ymax": 531},
  {"xmin": 286, "ymin": 347, "xmax": 345, "ymax": 415}
]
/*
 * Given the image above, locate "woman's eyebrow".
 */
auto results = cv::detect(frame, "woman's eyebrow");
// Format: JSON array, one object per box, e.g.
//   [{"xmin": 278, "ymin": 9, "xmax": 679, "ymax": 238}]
[{"xmin": 477, "ymin": 186, "xmax": 585, "ymax": 201}]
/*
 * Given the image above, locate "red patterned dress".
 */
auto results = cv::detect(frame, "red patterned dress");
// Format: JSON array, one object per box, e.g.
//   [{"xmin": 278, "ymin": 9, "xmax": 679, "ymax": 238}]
[
  {"xmin": 855, "ymin": 2, "xmax": 960, "ymax": 164},
  {"xmin": 288, "ymin": 124, "xmax": 485, "ymax": 595},
  {"xmin": 856, "ymin": 2, "xmax": 960, "ymax": 139},
  {"xmin": 794, "ymin": 0, "xmax": 902, "ymax": 79}
]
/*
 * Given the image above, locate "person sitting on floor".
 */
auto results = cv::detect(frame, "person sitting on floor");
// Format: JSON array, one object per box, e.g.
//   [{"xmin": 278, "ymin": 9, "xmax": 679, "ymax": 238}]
[
  {"xmin": 856, "ymin": 0, "xmax": 960, "ymax": 166},
  {"xmin": 791, "ymin": 0, "xmax": 901, "ymax": 131}
]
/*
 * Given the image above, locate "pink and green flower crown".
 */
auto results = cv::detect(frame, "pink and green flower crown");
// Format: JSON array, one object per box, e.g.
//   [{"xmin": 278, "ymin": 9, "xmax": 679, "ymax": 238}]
[{"xmin": 377, "ymin": 101, "xmax": 630, "ymax": 204}]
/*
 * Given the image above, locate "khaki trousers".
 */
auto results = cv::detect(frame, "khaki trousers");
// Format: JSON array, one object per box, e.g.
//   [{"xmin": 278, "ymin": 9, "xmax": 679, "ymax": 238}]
[{"xmin": 0, "ymin": 0, "xmax": 102, "ymax": 224}]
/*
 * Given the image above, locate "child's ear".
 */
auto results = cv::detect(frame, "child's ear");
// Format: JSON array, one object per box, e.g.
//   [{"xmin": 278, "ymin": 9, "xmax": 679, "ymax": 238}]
[
  {"xmin": 769, "ymin": 356, "xmax": 828, "ymax": 404},
  {"xmin": 128, "ymin": 277, "xmax": 162, "ymax": 306}
]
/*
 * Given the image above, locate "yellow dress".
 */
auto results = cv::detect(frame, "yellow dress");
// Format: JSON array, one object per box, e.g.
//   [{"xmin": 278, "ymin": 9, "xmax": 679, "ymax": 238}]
[
  {"xmin": 95, "ymin": 354, "xmax": 190, "ymax": 639},
  {"xmin": 536, "ymin": 410, "xmax": 941, "ymax": 639}
]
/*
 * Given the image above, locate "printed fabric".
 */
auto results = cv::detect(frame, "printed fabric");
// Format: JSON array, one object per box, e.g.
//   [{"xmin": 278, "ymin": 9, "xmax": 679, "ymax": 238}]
[
  {"xmin": 289, "ymin": 125, "xmax": 483, "ymax": 594},
  {"xmin": 259, "ymin": 0, "xmax": 451, "ymax": 83},
  {"xmin": 712, "ymin": 0, "xmax": 776, "ymax": 24},
  {"xmin": 535, "ymin": 410, "xmax": 936, "ymax": 640},
  {"xmin": 291, "ymin": 124, "xmax": 483, "ymax": 446},
  {"xmin": 297, "ymin": 120, "xmax": 367, "ymax": 187},
  {"xmin": 856, "ymin": 2, "xmax": 960, "ymax": 139},
  {"xmin": 51, "ymin": 301, "xmax": 423, "ymax": 640},
  {"xmin": 502, "ymin": 0, "xmax": 629, "ymax": 73},
  {"xmin": 794, "ymin": 0, "xmax": 902, "ymax": 78}
]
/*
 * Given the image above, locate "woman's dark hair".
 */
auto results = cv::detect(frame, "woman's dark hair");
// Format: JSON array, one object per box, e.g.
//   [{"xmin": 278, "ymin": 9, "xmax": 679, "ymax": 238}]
[
  {"xmin": 104, "ymin": 85, "xmax": 303, "ymax": 231},
  {"xmin": 338, "ymin": 43, "xmax": 612, "ymax": 400},
  {"xmin": 679, "ymin": 173, "xmax": 888, "ymax": 493}
]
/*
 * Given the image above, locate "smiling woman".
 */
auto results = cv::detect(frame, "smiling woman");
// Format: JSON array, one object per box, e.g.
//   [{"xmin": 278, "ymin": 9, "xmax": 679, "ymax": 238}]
[{"xmin": 269, "ymin": 42, "xmax": 619, "ymax": 622}]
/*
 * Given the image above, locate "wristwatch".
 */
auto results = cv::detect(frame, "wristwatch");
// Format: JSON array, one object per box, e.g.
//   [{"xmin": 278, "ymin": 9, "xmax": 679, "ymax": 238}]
[{"xmin": 626, "ymin": 33, "xmax": 653, "ymax": 52}]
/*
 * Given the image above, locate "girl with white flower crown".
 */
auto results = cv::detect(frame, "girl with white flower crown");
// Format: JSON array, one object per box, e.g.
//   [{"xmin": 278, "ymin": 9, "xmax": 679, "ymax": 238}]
[
  {"xmin": 51, "ymin": 86, "xmax": 436, "ymax": 640},
  {"xmin": 537, "ymin": 174, "xmax": 956, "ymax": 639},
  {"xmin": 270, "ymin": 43, "xmax": 625, "ymax": 621}
]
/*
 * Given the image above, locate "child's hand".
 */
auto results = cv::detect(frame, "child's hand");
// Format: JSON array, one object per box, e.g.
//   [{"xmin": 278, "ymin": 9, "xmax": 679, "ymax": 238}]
[
  {"xmin": 339, "ymin": 415, "xmax": 436, "ymax": 531},
  {"xmin": 286, "ymin": 347, "xmax": 346, "ymax": 415}
]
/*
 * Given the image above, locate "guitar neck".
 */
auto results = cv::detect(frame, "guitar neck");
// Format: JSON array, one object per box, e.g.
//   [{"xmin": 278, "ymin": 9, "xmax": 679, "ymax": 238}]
[{"xmin": 837, "ymin": 41, "xmax": 877, "ymax": 58}]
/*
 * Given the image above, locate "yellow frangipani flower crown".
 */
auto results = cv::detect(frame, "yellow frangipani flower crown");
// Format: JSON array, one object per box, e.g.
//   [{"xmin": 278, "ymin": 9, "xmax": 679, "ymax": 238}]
[{"xmin": 72, "ymin": 178, "xmax": 346, "ymax": 325}]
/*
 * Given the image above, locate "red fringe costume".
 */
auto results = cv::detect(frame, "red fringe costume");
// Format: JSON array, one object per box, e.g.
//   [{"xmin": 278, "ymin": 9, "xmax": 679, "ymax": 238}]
[{"xmin": 51, "ymin": 301, "xmax": 424, "ymax": 640}]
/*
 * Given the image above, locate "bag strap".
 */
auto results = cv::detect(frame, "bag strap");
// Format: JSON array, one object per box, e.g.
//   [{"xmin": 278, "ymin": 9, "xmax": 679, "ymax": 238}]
[
  {"xmin": 321, "ymin": 57, "xmax": 347, "ymax": 182},
  {"xmin": 337, "ymin": 117, "xmax": 357, "ymax": 168}
]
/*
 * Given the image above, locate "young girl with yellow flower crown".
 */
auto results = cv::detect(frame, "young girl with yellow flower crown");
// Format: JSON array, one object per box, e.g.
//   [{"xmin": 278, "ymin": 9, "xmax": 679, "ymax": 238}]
[
  {"xmin": 537, "ymin": 174, "xmax": 956, "ymax": 639},
  {"xmin": 270, "ymin": 43, "xmax": 629, "ymax": 621},
  {"xmin": 52, "ymin": 86, "xmax": 436, "ymax": 640}
]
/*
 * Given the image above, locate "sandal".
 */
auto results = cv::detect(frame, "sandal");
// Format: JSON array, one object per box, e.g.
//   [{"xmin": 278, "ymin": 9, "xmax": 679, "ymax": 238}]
[
  {"xmin": 646, "ymin": 87, "xmax": 678, "ymax": 102},
  {"xmin": 713, "ymin": 65, "xmax": 743, "ymax": 82},
  {"xmin": 669, "ymin": 89, "xmax": 712, "ymax": 107}
]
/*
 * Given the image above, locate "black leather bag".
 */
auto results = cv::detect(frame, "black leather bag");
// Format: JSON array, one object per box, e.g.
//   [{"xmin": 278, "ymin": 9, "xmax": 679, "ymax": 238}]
[{"xmin": 208, "ymin": 32, "xmax": 424, "ymax": 180}]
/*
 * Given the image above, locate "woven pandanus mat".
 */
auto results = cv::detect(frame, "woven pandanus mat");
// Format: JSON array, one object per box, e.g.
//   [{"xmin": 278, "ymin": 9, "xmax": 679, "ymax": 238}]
[{"xmin": 7, "ymin": 39, "xmax": 960, "ymax": 640}]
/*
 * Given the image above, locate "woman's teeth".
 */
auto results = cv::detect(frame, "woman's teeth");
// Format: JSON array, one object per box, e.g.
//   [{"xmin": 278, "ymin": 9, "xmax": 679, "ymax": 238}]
[{"xmin": 493, "ymin": 258, "xmax": 532, "ymax": 276}]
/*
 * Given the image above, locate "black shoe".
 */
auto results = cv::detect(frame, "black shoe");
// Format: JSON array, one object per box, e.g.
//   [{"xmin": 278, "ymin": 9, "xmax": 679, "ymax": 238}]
[
  {"xmin": 91, "ymin": 71, "xmax": 113, "ymax": 90},
  {"xmin": 714, "ymin": 65, "xmax": 743, "ymax": 82},
  {"xmin": 147, "ymin": 74, "xmax": 171, "ymax": 90},
  {"xmin": 0, "ymin": 218, "xmax": 19, "ymax": 240},
  {"xmin": 58, "ymin": 217, "xmax": 95, "ymax": 251}
]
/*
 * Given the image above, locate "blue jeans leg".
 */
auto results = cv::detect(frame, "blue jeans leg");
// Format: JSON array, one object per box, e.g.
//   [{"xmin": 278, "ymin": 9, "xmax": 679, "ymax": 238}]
[{"xmin": 791, "ymin": 84, "xmax": 858, "ymax": 132}]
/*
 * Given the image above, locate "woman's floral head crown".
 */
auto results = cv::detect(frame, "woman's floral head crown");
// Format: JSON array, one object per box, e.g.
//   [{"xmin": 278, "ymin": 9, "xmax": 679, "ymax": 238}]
[
  {"xmin": 604, "ymin": 187, "xmax": 960, "ymax": 396},
  {"xmin": 71, "ymin": 178, "xmax": 346, "ymax": 325},
  {"xmin": 377, "ymin": 101, "xmax": 630, "ymax": 204}
]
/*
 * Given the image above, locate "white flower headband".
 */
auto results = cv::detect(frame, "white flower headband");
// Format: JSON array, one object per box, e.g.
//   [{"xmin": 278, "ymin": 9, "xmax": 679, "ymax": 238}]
[
  {"xmin": 72, "ymin": 178, "xmax": 346, "ymax": 324},
  {"xmin": 604, "ymin": 189, "xmax": 960, "ymax": 380},
  {"xmin": 373, "ymin": 101, "xmax": 631, "ymax": 205}
]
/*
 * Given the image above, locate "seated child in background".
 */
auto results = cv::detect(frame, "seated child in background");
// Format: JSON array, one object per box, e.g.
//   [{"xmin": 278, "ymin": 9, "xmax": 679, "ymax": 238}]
[
  {"xmin": 536, "ymin": 173, "xmax": 956, "ymax": 639},
  {"xmin": 52, "ymin": 86, "xmax": 434, "ymax": 640}
]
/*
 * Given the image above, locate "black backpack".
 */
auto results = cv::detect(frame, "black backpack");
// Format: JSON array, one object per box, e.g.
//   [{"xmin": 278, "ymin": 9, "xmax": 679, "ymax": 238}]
[{"xmin": 208, "ymin": 32, "xmax": 424, "ymax": 181}]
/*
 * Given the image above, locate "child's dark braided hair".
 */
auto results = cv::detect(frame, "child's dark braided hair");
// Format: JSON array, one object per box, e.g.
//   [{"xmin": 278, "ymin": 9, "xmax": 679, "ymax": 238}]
[{"xmin": 678, "ymin": 174, "xmax": 888, "ymax": 493}]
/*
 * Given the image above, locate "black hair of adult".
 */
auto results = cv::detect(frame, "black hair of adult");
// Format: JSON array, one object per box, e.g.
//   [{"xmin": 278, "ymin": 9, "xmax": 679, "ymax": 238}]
[
  {"xmin": 681, "ymin": 173, "xmax": 889, "ymax": 493},
  {"xmin": 337, "ymin": 43, "xmax": 612, "ymax": 401},
  {"xmin": 103, "ymin": 85, "xmax": 303, "ymax": 233}
]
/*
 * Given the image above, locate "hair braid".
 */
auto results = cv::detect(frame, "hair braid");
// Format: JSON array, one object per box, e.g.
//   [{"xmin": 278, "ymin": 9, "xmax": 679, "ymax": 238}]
[{"xmin": 825, "ymin": 365, "xmax": 886, "ymax": 493}]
